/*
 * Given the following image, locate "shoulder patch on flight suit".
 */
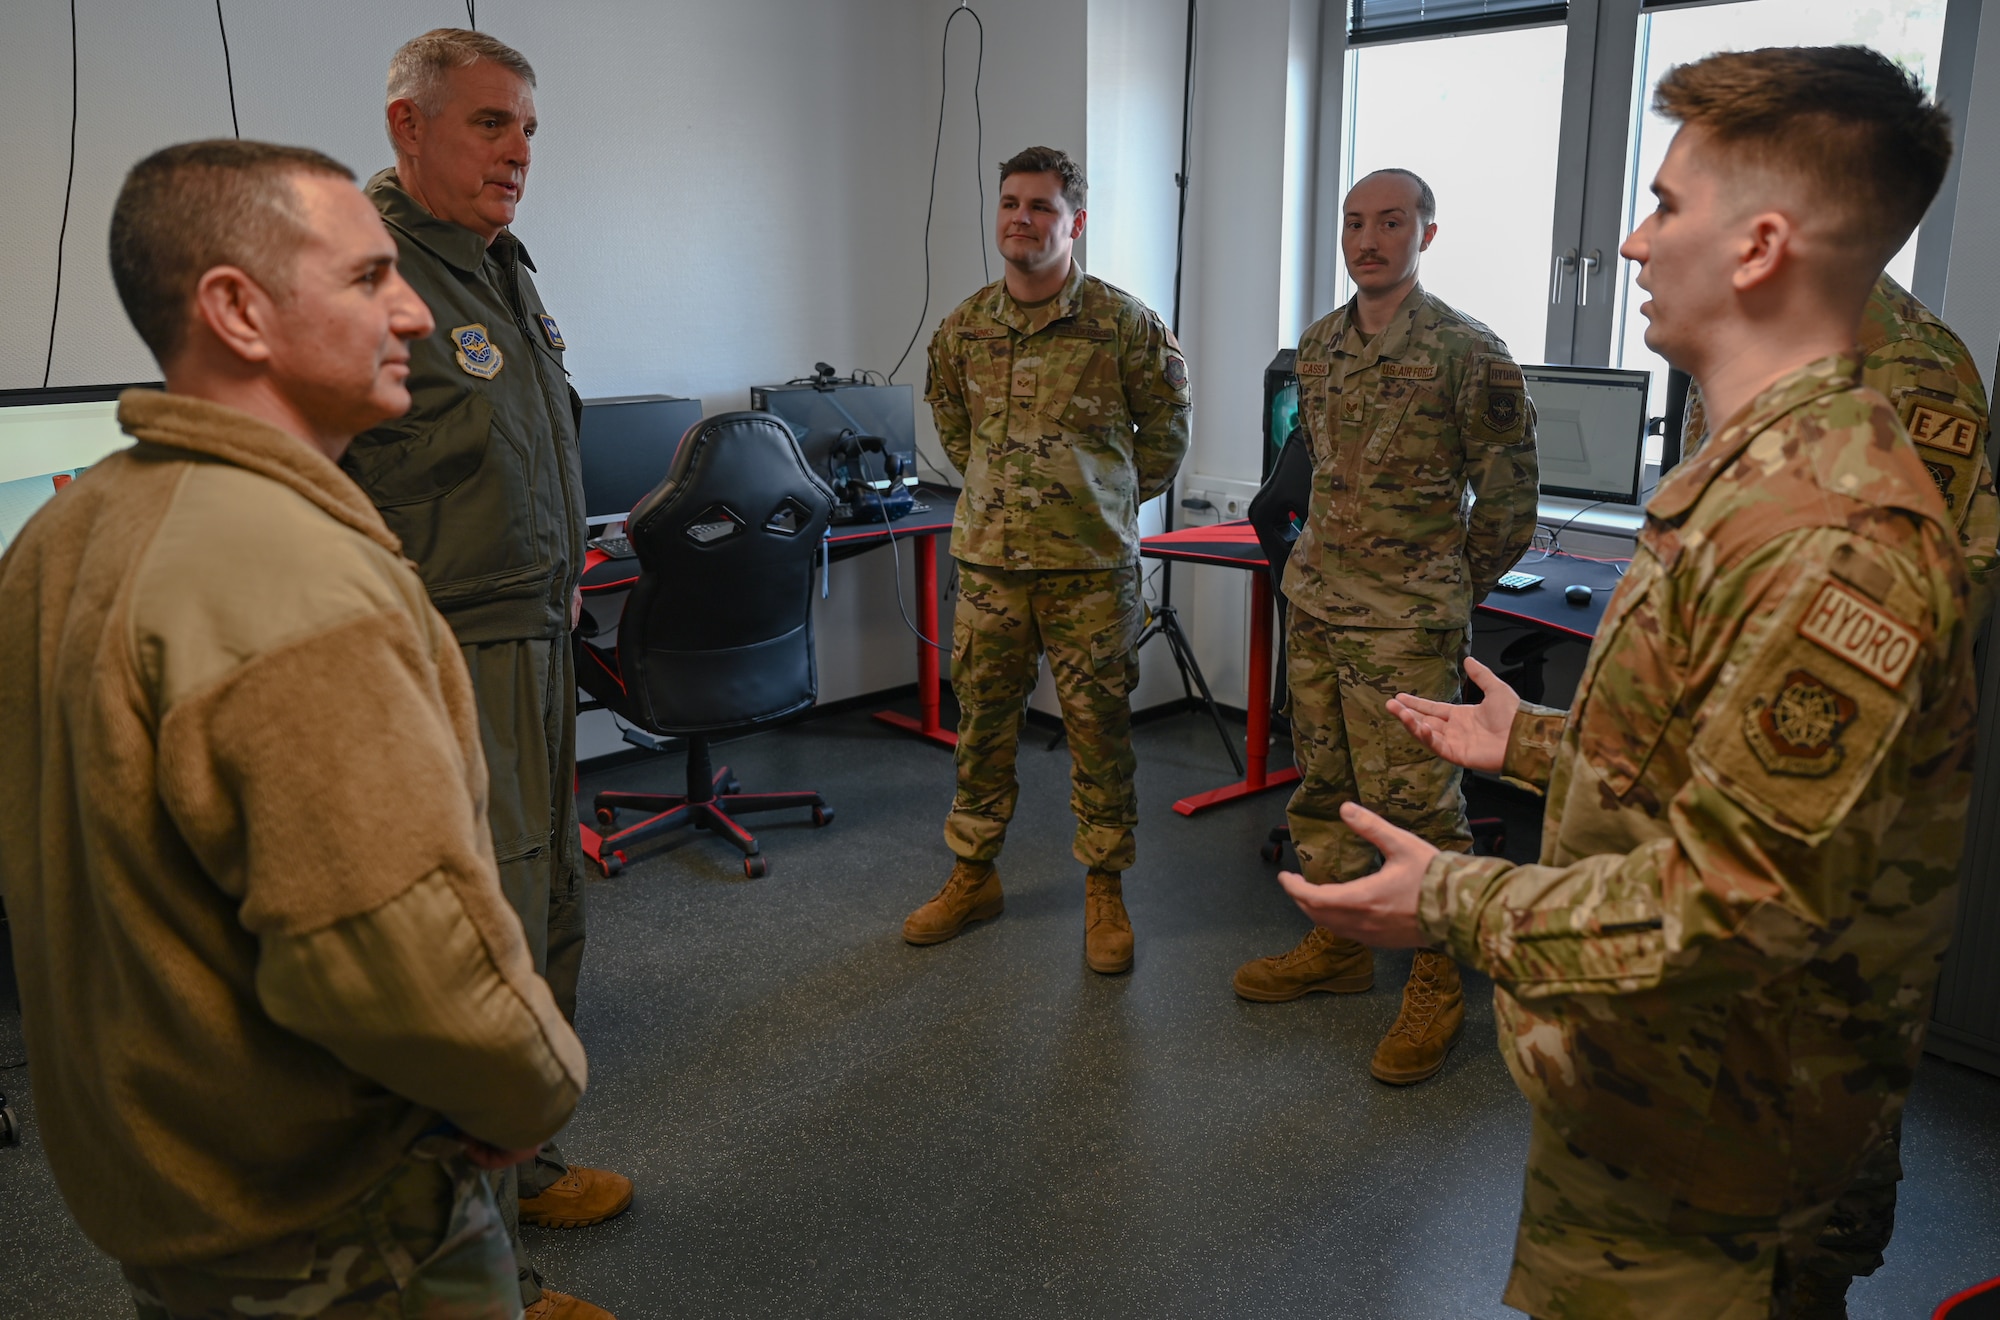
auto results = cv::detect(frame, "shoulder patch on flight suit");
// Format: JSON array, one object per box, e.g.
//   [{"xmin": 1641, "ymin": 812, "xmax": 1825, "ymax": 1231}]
[
  {"xmin": 1296, "ymin": 360, "xmax": 1332, "ymax": 378},
  {"xmin": 534, "ymin": 313, "xmax": 565, "ymax": 350},
  {"xmin": 1487, "ymin": 389, "xmax": 1522, "ymax": 432},
  {"xmin": 451, "ymin": 324, "xmax": 503, "ymax": 380}
]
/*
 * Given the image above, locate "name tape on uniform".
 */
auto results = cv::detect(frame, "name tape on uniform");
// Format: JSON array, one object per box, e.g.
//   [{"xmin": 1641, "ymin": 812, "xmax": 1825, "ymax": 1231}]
[
  {"xmin": 1907, "ymin": 404, "xmax": 1979, "ymax": 457},
  {"xmin": 1487, "ymin": 362, "xmax": 1524, "ymax": 389},
  {"xmin": 1380, "ymin": 363, "xmax": 1437, "ymax": 380},
  {"xmin": 1295, "ymin": 361, "xmax": 1331, "ymax": 377},
  {"xmin": 1797, "ymin": 580, "xmax": 1920, "ymax": 688}
]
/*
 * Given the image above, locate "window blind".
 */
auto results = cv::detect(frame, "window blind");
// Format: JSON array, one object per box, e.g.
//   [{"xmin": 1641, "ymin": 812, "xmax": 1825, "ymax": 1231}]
[{"xmin": 1350, "ymin": 0, "xmax": 1569, "ymax": 45}]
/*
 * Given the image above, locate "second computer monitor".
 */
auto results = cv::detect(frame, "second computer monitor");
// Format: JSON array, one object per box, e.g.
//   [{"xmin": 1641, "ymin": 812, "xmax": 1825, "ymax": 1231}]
[
  {"xmin": 1521, "ymin": 364, "xmax": 1651, "ymax": 504},
  {"xmin": 579, "ymin": 394, "xmax": 705, "ymax": 527}
]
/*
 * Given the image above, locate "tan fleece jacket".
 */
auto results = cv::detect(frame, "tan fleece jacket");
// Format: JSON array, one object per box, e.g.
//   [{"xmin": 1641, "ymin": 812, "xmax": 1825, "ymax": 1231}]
[{"xmin": 0, "ymin": 391, "xmax": 587, "ymax": 1268}]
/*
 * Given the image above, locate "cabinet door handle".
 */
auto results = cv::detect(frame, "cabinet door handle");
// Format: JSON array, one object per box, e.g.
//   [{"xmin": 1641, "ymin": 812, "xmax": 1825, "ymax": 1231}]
[{"xmin": 1578, "ymin": 249, "xmax": 1602, "ymax": 306}]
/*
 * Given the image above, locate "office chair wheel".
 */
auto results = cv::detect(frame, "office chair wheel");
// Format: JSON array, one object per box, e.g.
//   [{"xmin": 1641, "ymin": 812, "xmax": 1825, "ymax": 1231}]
[
  {"xmin": 603, "ymin": 851, "xmax": 627, "ymax": 878},
  {"xmin": 595, "ymin": 806, "xmax": 617, "ymax": 828},
  {"xmin": 1259, "ymin": 839, "xmax": 1285, "ymax": 863},
  {"xmin": 723, "ymin": 775, "xmax": 741, "ymax": 795},
  {"xmin": 812, "ymin": 805, "xmax": 834, "ymax": 827},
  {"xmin": 743, "ymin": 854, "xmax": 768, "ymax": 880}
]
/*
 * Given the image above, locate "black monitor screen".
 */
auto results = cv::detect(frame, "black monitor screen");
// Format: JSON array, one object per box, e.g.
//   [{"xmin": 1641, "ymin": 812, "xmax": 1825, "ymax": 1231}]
[
  {"xmin": 1, "ymin": 383, "xmax": 158, "ymax": 552},
  {"xmin": 1522, "ymin": 365, "xmax": 1651, "ymax": 504},
  {"xmin": 579, "ymin": 394, "xmax": 704, "ymax": 525},
  {"xmin": 748, "ymin": 382, "xmax": 915, "ymax": 490}
]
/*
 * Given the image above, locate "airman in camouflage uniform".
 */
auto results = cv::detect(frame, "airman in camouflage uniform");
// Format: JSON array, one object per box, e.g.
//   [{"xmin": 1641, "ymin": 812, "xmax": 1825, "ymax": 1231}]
[
  {"xmin": 902, "ymin": 147, "xmax": 1190, "ymax": 974},
  {"xmin": 1420, "ymin": 352, "xmax": 1975, "ymax": 1318},
  {"xmin": 1684, "ymin": 272, "xmax": 1996, "ymax": 620},
  {"xmin": 1679, "ymin": 278, "xmax": 1993, "ymax": 1317},
  {"xmin": 1235, "ymin": 169, "xmax": 1539, "ymax": 1086}
]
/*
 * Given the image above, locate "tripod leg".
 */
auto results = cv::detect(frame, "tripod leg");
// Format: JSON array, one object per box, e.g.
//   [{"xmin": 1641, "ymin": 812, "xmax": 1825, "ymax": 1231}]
[{"xmin": 1160, "ymin": 611, "xmax": 1245, "ymax": 777}]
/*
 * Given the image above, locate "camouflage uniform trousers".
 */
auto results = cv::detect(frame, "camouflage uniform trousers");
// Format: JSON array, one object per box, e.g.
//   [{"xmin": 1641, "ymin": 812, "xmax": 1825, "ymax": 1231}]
[
  {"xmin": 946, "ymin": 562, "xmax": 1142, "ymax": 873},
  {"xmin": 1283, "ymin": 610, "xmax": 1473, "ymax": 887},
  {"xmin": 1784, "ymin": 1124, "xmax": 1903, "ymax": 1317},
  {"xmin": 459, "ymin": 638, "xmax": 586, "ymax": 1307},
  {"xmin": 1506, "ymin": 1114, "xmax": 1836, "ymax": 1320},
  {"xmin": 124, "ymin": 1137, "xmax": 519, "ymax": 1319}
]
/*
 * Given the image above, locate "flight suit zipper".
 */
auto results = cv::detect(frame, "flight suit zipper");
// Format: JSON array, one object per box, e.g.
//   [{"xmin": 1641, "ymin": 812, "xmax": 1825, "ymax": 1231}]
[{"xmin": 501, "ymin": 246, "xmax": 582, "ymax": 621}]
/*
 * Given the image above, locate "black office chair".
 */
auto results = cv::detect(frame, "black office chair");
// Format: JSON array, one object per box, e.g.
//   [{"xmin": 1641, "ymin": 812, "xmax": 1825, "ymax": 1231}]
[{"xmin": 575, "ymin": 411, "xmax": 836, "ymax": 879}]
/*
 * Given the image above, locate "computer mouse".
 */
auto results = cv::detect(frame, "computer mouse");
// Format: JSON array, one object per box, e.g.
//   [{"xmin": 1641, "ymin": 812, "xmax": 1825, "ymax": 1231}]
[{"xmin": 1565, "ymin": 583, "xmax": 1592, "ymax": 606}]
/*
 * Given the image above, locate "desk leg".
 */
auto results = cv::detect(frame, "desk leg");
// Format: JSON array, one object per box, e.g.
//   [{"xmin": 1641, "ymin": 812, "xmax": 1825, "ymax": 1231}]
[
  {"xmin": 1172, "ymin": 572, "xmax": 1300, "ymax": 815},
  {"xmin": 874, "ymin": 531, "xmax": 958, "ymax": 749}
]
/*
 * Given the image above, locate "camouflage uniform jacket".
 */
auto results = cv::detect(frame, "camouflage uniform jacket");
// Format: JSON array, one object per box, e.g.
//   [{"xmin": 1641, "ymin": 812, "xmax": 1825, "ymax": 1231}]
[
  {"xmin": 1684, "ymin": 274, "xmax": 1996, "ymax": 619},
  {"xmin": 1420, "ymin": 354, "xmax": 1976, "ymax": 1217},
  {"xmin": 925, "ymin": 263, "xmax": 1191, "ymax": 569},
  {"xmin": 1282, "ymin": 283, "xmax": 1539, "ymax": 629}
]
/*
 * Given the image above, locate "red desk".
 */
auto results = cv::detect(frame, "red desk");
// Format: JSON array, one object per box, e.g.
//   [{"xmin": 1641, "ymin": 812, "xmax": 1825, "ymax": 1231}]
[
  {"xmin": 824, "ymin": 489, "xmax": 960, "ymax": 749},
  {"xmin": 1139, "ymin": 522, "xmax": 1623, "ymax": 816}
]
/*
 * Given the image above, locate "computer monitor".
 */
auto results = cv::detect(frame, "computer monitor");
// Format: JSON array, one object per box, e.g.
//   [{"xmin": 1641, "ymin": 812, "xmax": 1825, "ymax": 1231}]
[
  {"xmin": 1522, "ymin": 364, "xmax": 1651, "ymax": 504},
  {"xmin": 748, "ymin": 380, "xmax": 916, "ymax": 504},
  {"xmin": 579, "ymin": 394, "xmax": 704, "ymax": 527},
  {"xmin": 1262, "ymin": 348, "xmax": 1300, "ymax": 482},
  {"xmin": 0, "ymin": 384, "xmax": 157, "ymax": 553}
]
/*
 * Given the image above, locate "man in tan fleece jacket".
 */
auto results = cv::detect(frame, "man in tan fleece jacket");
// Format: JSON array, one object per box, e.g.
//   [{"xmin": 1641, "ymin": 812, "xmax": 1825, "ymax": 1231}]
[{"xmin": 0, "ymin": 140, "xmax": 588, "ymax": 1318}]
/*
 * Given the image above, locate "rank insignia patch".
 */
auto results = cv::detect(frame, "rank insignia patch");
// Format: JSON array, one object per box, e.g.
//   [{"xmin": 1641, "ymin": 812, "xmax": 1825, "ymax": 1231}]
[
  {"xmin": 535, "ymin": 313, "xmax": 565, "ymax": 350},
  {"xmin": 1164, "ymin": 355, "xmax": 1188, "ymax": 390},
  {"xmin": 1487, "ymin": 389, "xmax": 1520, "ymax": 431},
  {"xmin": 451, "ymin": 324, "xmax": 503, "ymax": 380},
  {"xmin": 1741, "ymin": 668, "xmax": 1856, "ymax": 777}
]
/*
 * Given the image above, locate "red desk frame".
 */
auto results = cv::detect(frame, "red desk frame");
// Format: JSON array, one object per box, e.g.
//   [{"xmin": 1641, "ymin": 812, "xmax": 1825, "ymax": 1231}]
[{"xmin": 822, "ymin": 501, "xmax": 959, "ymax": 751}]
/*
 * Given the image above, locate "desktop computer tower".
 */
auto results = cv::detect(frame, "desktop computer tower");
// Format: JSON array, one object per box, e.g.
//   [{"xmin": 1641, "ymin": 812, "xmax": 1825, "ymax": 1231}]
[{"xmin": 749, "ymin": 380, "xmax": 917, "ymax": 525}]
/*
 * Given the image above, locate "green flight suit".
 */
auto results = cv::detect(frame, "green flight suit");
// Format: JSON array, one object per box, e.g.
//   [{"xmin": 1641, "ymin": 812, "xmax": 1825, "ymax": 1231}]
[{"xmin": 343, "ymin": 170, "xmax": 589, "ymax": 1308}]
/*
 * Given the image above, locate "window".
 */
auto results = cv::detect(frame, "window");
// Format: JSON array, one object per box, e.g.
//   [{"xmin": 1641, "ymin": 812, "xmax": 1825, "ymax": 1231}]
[
  {"xmin": 1338, "ymin": 21, "xmax": 1568, "ymax": 364},
  {"xmin": 1611, "ymin": 1, "xmax": 1950, "ymax": 440}
]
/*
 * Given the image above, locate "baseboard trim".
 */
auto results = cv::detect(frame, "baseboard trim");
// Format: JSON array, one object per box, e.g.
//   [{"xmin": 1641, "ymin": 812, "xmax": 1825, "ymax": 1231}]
[{"xmin": 1924, "ymin": 1020, "xmax": 2000, "ymax": 1078}]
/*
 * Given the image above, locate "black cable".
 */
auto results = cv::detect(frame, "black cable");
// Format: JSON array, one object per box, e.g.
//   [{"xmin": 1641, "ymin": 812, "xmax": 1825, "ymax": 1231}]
[
  {"xmin": 43, "ymin": 0, "xmax": 78, "ymax": 390},
  {"xmin": 465, "ymin": 1, "xmax": 476, "ymax": 28},
  {"xmin": 215, "ymin": 1, "xmax": 239, "ymax": 138},
  {"xmin": 1170, "ymin": 0, "xmax": 1197, "ymax": 338},
  {"xmin": 886, "ymin": 4, "xmax": 985, "ymax": 386}
]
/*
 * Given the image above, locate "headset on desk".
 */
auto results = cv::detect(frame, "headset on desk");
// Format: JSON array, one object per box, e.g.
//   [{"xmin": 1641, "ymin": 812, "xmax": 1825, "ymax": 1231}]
[{"xmin": 826, "ymin": 428, "xmax": 916, "ymax": 524}]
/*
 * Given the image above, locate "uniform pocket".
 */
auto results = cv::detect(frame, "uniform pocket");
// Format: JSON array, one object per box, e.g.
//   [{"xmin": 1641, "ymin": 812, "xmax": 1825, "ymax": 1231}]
[
  {"xmin": 1573, "ymin": 555, "xmax": 1683, "ymax": 800},
  {"xmin": 344, "ymin": 390, "xmax": 494, "ymax": 507}
]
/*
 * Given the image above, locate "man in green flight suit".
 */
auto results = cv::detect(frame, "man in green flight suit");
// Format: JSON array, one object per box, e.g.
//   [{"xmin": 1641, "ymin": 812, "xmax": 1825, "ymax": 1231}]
[
  {"xmin": 1233, "ymin": 168, "xmax": 1539, "ymax": 1086},
  {"xmin": 342, "ymin": 28, "xmax": 626, "ymax": 1320},
  {"xmin": 1289, "ymin": 47, "xmax": 1976, "ymax": 1318},
  {"xmin": 902, "ymin": 146, "xmax": 1191, "ymax": 974}
]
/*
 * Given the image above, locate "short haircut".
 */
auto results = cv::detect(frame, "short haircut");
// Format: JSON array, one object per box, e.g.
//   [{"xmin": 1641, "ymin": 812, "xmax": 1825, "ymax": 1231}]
[
  {"xmin": 1653, "ymin": 45, "xmax": 1952, "ymax": 263},
  {"xmin": 1354, "ymin": 168, "xmax": 1436, "ymax": 227},
  {"xmin": 386, "ymin": 27, "xmax": 536, "ymax": 125},
  {"xmin": 999, "ymin": 146, "xmax": 1086, "ymax": 212},
  {"xmin": 108, "ymin": 139, "xmax": 354, "ymax": 364}
]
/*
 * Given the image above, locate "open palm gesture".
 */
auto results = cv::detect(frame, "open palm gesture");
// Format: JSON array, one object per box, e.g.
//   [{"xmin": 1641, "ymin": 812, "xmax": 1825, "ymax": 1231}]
[{"xmin": 1386, "ymin": 655, "xmax": 1519, "ymax": 774}]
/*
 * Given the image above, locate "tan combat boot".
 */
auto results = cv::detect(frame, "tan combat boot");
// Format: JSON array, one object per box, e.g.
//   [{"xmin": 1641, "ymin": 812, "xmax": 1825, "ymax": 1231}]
[
  {"xmin": 902, "ymin": 859, "xmax": 1004, "ymax": 945},
  {"xmin": 519, "ymin": 1165, "xmax": 634, "ymax": 1229},
  {"xmin": 1084, "ymin": 869, "xmax": 1133, "ymax": 974},
  {"xmin": 1232, "ymin": 926, "xmax": 1375, "ymax": 1002},
  {"xmin": 1370, "ymin": 950, "xmax": 1465, "ymax": 1085}
]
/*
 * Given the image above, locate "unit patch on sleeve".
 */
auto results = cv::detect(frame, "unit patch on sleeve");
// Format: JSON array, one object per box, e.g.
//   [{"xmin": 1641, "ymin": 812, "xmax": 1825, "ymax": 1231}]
[
  {"xmin": 1487, "ymin": 361, "xmax": 1524, "ymax": 389},
  {"xmin": 1487, "ymin": 390, "xmax": 1521, "ymax": 432},
  {"xmin": 1164, "ymin": 355, "xmax": 1188, "ymax": 390},
  {"xmin": 535, "ymin": 313, "xmax": 565, "ymax": 350},
  {"xmin": 1740, "ymin": 668, "xmax": 1857, "ymax": 777},
  {"xmin": 450, "ymin": 324, "xmax": 504, "ymax": 380},
  {"xmin": 1796, "ymin": 580, "xmax": 1921, "ymax": 688},
  {"xmin": 1906, "ymin": 402, "xmax": 1979, "ymax": 457}
]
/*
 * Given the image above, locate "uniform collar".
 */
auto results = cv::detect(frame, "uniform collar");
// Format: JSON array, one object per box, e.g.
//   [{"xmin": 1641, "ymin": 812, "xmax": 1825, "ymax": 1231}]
[
  {"xmin": 365, "ymin": 168, "xmax": 537, "ymax": 274},
  {"xmin": 1647, "ymin": 353, "xmax": 1862, "ymax": 523},
  {"xmin": 1330, "ymin": 282, "xmax": 1427, "ymax": 379},
  {"xmin": 983, "ymin": 261, "xmax": 1089, "ymax": 336},
  {"xmin": 117, "ymin": 390, "xmax": 403, "ymax": 557}
]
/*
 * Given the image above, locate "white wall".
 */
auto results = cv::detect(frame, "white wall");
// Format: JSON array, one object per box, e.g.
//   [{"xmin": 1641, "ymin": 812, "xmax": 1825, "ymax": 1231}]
[{"xmin": 0, "ymin": 0, "xmax": 1085, "ymax": 726}]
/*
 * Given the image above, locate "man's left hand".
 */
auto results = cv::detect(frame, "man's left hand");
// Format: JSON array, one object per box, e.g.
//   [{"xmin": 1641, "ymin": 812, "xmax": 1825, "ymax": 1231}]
[
  {"xmin": 1277, "ymin": 801, "xmax": 1436, "ymax": 948},
  {"xmin": 571, "ymin": 586, "xmax": 583, "ymax": 631}
]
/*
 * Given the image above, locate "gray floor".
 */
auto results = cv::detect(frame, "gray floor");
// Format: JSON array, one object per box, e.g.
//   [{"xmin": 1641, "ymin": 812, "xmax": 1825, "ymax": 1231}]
[{"xmin": 2, "ymin": 706, "xmax": 1998, "ymax": 1318}]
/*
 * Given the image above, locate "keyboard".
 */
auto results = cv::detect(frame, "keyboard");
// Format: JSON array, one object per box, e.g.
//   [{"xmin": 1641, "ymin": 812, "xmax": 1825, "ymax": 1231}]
[
  {"xmin": 593, "ymin": 535, "xmax": 635, "ymax": 559},
  {"xmin": 1494, "ymin": 570, "xmax": 1544, "ymax": 592}
]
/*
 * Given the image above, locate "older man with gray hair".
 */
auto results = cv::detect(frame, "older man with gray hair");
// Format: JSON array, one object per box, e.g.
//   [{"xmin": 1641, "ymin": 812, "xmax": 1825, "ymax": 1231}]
[{"xmin": 341, "ymin": 27, "xmax": 624, "ymax": 1320}]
